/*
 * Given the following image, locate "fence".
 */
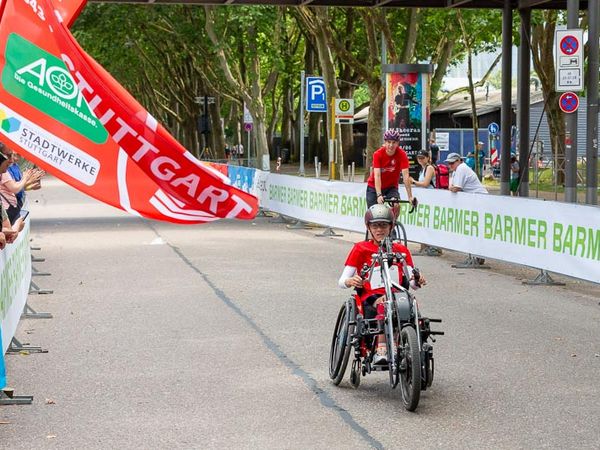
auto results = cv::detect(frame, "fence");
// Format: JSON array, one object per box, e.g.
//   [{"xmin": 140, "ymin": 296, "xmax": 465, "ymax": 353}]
[
  {"xmin": 0, "ymin": 217, "xmax": 32, "ymax": 391},
  {"xmin": 229, "ymin": 164, "xmax": 600, "ymax": 285}
]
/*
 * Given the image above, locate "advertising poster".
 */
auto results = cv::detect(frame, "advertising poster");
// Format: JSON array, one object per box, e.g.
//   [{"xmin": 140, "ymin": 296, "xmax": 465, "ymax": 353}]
[{"xmin": 386, "ymin": 72, "xmax": 430, "ymax": 179}]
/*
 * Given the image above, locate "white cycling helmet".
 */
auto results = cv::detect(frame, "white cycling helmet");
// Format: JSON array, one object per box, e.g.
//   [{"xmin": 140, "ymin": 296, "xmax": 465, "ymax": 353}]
[{"xmin": 364, "ymin": 204, "xmax": 394, "ymax": 226}]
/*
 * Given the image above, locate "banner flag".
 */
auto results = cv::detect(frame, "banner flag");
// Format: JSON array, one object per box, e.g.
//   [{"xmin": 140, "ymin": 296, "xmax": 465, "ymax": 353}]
[{"xmin": 0, "ymin": 0, "xmax": 258, "ymax": 223}]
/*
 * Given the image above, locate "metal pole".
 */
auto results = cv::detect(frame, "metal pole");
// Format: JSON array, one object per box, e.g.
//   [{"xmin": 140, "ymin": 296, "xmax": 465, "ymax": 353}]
[
  {"xmin": 518, "ymin": 8, "xmax": 531, "ymax": 197},
  {"xmin": 500, "ymin": 0, "xmax": 513, "ymax": 195},
  {"xmin": 299, "ymin": 70, "xmax": 306, "ymax": 176},
  {"xmin": 247, "ymin": 129, "xmax": 251, "ymax": 167},
  {"xmin": 382, "ymin": 33, "xmax": 388, "ymax": 129},
  {"xmin": 565, "ymin": 0, "xmax": 580, "ymax": 203},
  {"xmin": 587, "ymin": 0, "xmax": 599, "ymax": 204}
]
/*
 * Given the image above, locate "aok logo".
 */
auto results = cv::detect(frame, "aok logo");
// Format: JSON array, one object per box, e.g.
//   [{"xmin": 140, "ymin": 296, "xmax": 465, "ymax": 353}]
[{"xmin": 2, "ymin": 33, "xmax": 108, "ymax": 144}]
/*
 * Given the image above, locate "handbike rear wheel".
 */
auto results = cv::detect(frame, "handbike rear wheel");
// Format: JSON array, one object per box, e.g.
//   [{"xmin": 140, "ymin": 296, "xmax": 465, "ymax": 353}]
[
  {"xmin": 399, "ymin": 326, "xmax": 421, "ymax": 411},
  {"xmin": 392, "ymin": 223, "xmax": 408, "ymax": 247},
  {"xmin": 329, "ymin": 301, "xmax": 353, "ymax": 385}
]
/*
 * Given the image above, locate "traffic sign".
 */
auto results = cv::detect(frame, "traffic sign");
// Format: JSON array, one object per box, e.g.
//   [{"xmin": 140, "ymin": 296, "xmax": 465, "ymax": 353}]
[
  {"xmin": 243, "ymin": 103, "xmax": 253, "ymax": 124},
  {"xmin": 559, "ymin": 35, "xmax": 579, "ymax": 55},
  {"xmin": 244, "ymin": 122, "xmax": 253, "ymax": 132},
  {"xmin": 555, "ymin": 29, "xmax": 583, "ymax": 92},
  {"xmin": 306, "ymin": 77, "xmax": 327, "ymax": 112},
  {"xmin": 335, "ymin": 98, "xmax": 354, "ymax": 124},
  {"xmin": 487, "ymin": 122, "xmax": 499, "ymax": 135},
  {"xmin": 559, "ymin": 91, "xmax": 579, "ymax": 113}
]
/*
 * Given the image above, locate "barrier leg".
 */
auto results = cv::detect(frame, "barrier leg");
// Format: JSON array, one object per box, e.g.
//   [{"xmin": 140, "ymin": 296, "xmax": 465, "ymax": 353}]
[
  {"xmin": 522, "ymin": 270, "xmax": 566, "ymax": 286},
  {"xmin": 414, "ymin": 245, "xmax": 443, "ymax": 257},
  {"xmin": 31, "ymin": 266, "xmax": 51, "ymax": 277},
  {"xmin": 0, "ymin": 389, "xmax": 33, "ymax": 405},
  {"xmin": 315, "ymin": 227, "xmax": 343, "ymax": 238},
  {"xmin": 255, "ymin": 208, "xmax": 273, "ymax": 218},
  {"xmin": 21, "ymin": 303, "xmax": 53, "ymax": 320},
  {"xmin": 6, "ymin": 337, "xmax": 47, "ymax": 354},
  {"xmin": 269, "ymin": 213, "xmax": 293, "ymax": 224},
  {"xmin": 286, "ymin": 220, "xmax": 312, "ymax": 230},
  {"xmin": 29, "ymin": 280, "xmax": 53, "ymax": 295},
  {"xmin": 452, "ymin": 254, "xmax": 490, "ymax": 269}
]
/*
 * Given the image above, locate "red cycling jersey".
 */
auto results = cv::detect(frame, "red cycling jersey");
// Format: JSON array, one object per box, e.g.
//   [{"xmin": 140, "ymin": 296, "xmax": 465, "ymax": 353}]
[
  {"xmin": 344, "ymin": 240, "xmax": 414, "ymax": 302},
  {"xmin": 367, "ymin": 146, "xmax": 409, "ymax": 189}
]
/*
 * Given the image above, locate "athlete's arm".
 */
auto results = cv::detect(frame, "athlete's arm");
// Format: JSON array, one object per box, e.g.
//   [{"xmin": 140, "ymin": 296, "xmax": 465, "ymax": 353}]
[{"xmin": 339, "ymin": 266, "xmax": 364, "ymax": 289}]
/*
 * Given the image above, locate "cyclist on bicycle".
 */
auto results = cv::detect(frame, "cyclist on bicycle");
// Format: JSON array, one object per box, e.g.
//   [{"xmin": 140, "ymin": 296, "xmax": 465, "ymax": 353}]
[
  {"xmin": 366, "ymin": 129, "xmax": 414, "ymax": 208},
  {"xmin": 338, "ymin": 204, "xmax": 426, "ymax": 364}
]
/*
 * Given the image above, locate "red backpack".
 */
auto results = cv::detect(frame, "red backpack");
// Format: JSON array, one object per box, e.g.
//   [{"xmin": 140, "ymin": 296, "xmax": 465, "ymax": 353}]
[{"xmin": 432, "ymin": 164, "xmax": 449, "ymax": 189}]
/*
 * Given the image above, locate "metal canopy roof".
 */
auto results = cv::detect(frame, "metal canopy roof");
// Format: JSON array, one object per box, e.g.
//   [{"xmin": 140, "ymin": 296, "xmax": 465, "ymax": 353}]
[{"xmin": 90, "ymin": 0, "xmax": 586, "ymax": 10}]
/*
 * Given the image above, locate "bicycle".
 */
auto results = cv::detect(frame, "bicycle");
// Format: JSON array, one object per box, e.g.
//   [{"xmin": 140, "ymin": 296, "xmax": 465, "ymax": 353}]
[
  {"xmin": 364, "ymin": 196, "xmax": 417, "ymax": 248},
  {"xmin": 329, "ymin": 236, "xmax": 443, "ymax": 412}
]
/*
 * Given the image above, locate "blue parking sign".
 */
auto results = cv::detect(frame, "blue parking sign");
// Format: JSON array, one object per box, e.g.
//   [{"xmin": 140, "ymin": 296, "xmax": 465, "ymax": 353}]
[{"xmin": 306, "ymin": 77, "xmax": 327, "ymax": 112}]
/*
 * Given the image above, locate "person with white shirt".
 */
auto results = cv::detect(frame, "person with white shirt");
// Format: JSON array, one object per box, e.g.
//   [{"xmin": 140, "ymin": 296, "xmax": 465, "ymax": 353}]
[{"xmin": 444, "ymin": 153, "xmax": 488, "ymax": 194}]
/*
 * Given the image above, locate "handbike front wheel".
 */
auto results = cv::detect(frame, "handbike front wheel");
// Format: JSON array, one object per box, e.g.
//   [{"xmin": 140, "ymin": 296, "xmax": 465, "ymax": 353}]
[
  {"xmin": 399, "ymin": 326, "xmax": 421, "ymax": 411},
  {"xmin": 329, "ymin": 301, "xmax": 353, "ymax": 385}
]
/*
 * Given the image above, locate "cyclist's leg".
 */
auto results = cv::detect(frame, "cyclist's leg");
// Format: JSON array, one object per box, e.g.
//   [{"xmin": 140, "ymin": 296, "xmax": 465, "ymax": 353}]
[{"xmin": 366, "ymin": 186, "xmax": 378, "ymax": 208}]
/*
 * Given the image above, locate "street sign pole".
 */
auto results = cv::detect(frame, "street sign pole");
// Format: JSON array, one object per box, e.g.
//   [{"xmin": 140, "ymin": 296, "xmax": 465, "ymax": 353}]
[
  {"xmin": 565, "ymin": 0, "xmax": 579, "ymax": 203},
  {"xmin": 586, "ymin": 0, "xmax": 599, "ymax": 205},
  {"xmin": 299, "ymin": 70, "xmax": 305, "ymax": 176}
]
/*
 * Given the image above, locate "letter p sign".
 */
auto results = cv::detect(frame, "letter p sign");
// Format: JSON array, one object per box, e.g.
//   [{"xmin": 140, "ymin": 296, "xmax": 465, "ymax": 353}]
[{"xmin": 306, "ymin": 77, "xmax": 327, "ymax": 112}]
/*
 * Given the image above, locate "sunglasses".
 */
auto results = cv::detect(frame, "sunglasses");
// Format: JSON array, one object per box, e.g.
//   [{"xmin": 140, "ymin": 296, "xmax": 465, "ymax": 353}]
[{"xmin": 369, "ymin": 222, "xmax": 390, "ymax": 229}]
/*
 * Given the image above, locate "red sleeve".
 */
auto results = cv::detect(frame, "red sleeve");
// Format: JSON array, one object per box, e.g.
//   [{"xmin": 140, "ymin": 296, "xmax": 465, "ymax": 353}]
[
  {"xmin": 372, "ymin": 149, "xmax": 382, "ymax": 169},
  {"xmin": 398, "ymin": 149, "xmax": 409, "ymax": 170},
  {"xmin": 344, "ymin": 244, "xmax": 362, "ymax": 268}
]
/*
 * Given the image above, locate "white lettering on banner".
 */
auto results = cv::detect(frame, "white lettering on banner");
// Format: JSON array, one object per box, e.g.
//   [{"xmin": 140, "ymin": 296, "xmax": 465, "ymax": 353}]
[
  {"xmin": 257, "ymin": 172, "xmax": 600, "ymax": 284},
  {"xmin": 59, "ymin": 54, "xmax": 253, "ymax": 218},
  {"xmin": 0, "ymin": 103, "xmax": 100, "ymax": 185}
]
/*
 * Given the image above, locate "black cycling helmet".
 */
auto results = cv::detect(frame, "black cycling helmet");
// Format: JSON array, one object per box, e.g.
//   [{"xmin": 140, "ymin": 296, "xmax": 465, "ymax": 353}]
[{"xmin": 364, "ymin": 204, "xmax": 394, "ymax": 226}]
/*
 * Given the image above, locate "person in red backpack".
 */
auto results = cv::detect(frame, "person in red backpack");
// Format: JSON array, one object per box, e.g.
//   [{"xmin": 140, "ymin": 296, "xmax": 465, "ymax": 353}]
[
  {"xmin": 410, "ymin": 150, "xmax": 443, "ymax": 256},
  {"xmin": 410, "ymin": 149, "xmax": 436, "ymax": 189}
]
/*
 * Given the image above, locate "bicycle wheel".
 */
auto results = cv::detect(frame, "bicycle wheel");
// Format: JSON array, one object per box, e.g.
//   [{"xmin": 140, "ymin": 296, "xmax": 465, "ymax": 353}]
[
  {"xmin": 392, "ymin": 223, "xmax": 408, "ymax": 247},
  {"xmin": 399, "ymin": 326, "xmax": 421, "ymax": 411},
  {"xmin": 329, "ymin": 300, "xmax": 353, "ymax": 385}
]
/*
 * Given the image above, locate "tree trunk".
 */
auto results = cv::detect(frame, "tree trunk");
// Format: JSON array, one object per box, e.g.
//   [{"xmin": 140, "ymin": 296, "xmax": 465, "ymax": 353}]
[
  {"xmin": 364, "ymin": 81, "xmax": 385, "ymax": 179},
  {"xmin": 531, "ymin": 11, "xmax": 565, "ymax": 184}
]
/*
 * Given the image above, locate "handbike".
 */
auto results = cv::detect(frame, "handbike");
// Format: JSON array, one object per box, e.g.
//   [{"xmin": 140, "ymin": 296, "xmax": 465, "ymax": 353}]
[
  {"xmin": 364, "ymin": 196, "xmax": 417, "ymax": 247},
  {"xmin": 328, "ymin": 236, "xmax": 443, "ymax": 412}
]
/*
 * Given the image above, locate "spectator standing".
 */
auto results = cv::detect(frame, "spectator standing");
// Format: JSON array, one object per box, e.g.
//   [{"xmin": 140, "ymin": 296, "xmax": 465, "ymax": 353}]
[
  {"xmin": 410, "ymin": 149, "xmax": 436, "ymax": 189},
  {"xmin": 510, "ymin": 155, "xmax": 520, "ymax": 196},
  {"xmin": 429, "ymin": 137, "xmax": 440, "ymax": 164},
  {"xmin": 0, "ymin": 146, "xmax": 43, "ymax": 223},
  {"xmin": 475, "ymin": 141, "xmax": 486, "ymax": 179},
  {"xmin": 465, "ymin": 152, "xmax": 476, "ymax": 171},
  {"xmin": 445, "ymin": 152, "xmax": 488, "ymax": 194}
]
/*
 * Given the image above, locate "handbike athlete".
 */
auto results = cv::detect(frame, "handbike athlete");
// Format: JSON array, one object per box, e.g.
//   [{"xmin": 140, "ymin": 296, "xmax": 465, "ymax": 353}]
[{"xmin": 338, "ymin": 204, "xmax": 426, "ymax": 365}]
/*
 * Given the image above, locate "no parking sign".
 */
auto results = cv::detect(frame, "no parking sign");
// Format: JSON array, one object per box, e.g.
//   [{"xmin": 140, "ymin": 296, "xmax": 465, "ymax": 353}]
[{"xmin": 559, "ymin": 92, "xmax": 579, "ymax": 114}]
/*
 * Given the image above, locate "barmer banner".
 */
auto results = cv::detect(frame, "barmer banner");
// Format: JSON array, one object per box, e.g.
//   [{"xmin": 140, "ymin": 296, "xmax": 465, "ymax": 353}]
[
  {"xmin": 0, "ymin": 0, "xmax": 257, "ymax": 223},
  {"xmin": 258, "ymin": 173, "xmax": 599, "ymax": 284}
]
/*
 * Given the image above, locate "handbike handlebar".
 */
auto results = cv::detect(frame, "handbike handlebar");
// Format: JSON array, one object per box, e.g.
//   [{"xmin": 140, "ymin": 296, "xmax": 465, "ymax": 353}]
[{"xmin": 382, "ymin": 196, "xmax": 418, "ymax": 214}]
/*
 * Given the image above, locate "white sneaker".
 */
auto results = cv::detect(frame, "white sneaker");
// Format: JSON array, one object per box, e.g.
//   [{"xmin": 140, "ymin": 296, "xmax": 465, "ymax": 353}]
[{"xmin": 373, "ymin": 349, "xmax": 388, "ymax": 365}]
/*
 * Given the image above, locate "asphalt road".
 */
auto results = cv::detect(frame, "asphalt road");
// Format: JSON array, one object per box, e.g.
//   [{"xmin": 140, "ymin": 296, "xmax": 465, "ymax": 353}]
[{"xmin": 2, "ymin": 177, "xmax": 600, "ymax": 449}]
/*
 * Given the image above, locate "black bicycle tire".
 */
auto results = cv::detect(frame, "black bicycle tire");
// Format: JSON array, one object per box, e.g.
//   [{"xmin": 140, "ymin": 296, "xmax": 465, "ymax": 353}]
[
  {"xmin": 399, "ymin": 326, "xmax": 421, "ymax": 411},
  {"xmin": 329, "ymin": 301, "xmax": 353, "ymax": 385}
]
